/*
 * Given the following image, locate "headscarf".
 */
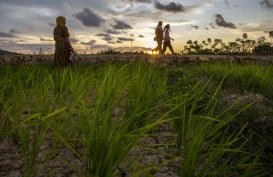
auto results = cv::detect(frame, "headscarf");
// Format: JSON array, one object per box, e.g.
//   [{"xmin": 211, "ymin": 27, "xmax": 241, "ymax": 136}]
[{"xmin": 56, "ymin": 16, "xmax": 66, "ymax": 26}]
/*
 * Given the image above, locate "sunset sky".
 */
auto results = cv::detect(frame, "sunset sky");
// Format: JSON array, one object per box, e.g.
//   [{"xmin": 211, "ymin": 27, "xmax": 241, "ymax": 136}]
[{"xmin": 0, "ymin": 0, "xmax": 273, "ymax": 54}]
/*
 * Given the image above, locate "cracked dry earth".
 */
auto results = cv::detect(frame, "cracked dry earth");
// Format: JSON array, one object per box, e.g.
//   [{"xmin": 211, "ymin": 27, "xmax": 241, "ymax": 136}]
[
  {"xmin": 0, "ymin": 93, "xmax": 271, "ymax": 177},
  {"xmin": 0, "ymin": 122, "xmax": 179, "ymax": 177}
]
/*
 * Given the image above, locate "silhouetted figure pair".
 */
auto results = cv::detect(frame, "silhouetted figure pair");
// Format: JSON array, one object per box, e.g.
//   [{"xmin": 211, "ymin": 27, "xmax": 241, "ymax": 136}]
[
  {"xmin": 153, "ymin": 22, "xmax": 175, "ymax": 54},
  {"xmin": 53, "ymin": 16, "xmax": 74, "ymax": 67}
]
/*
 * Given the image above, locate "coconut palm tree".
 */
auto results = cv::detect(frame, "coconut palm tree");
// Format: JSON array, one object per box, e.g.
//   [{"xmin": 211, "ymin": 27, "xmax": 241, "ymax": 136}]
[
  {"xmin": 193, "ymin": 40, "xmax": 203, "ymax": 53},
  {"xmin": 187, "ymin": 40, "xmax": 193, "ymax": 46},
  {"xmin": 186, "ymin": 40, "xmax": 195, "ymax": 53},
  {"xmin": 212, "ymin": 39, "xmax": 222, "ymax": 52},
  {"xmin": 207, "ymin": 38, "xmax": 212, "ymax": 49},
  {"xmin": 242, "ymin": 33, "xmax": 248, "ymax": 52},
  {"xmin": 242, "ymin": 33, "xmax": 248, "ymax": 40}
]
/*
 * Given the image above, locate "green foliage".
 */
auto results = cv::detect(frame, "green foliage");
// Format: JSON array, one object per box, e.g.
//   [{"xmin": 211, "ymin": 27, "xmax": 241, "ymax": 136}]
[
  {"xmin": 183, "ymin": 33, "xmax": 272, "ymax": 55},
  {"xmin": 253, "ymin": 43, "xmax": 273, "ymax": 55},
  {"xmin": 169, "ymin": 78, "xmax": 257, "ymax": 176},
  {"xmin": 0, "ymin": 62, "xmax": 272, "ymax": 176},
  {"xmin": 199, "ymin": 63, "xmax": 273, "ymax": 98}
]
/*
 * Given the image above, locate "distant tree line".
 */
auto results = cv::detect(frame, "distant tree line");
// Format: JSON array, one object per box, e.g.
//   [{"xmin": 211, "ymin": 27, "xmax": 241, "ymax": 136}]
[{"xmin": 183, "ymin": 31, "xmax": 273, "ymax": 55}]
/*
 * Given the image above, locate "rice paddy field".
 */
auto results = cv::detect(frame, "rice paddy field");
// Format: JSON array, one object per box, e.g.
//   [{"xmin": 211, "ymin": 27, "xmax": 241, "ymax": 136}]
[{"xmin": 0, "ymin": 61, "xmax": 273, "ymax": 177}]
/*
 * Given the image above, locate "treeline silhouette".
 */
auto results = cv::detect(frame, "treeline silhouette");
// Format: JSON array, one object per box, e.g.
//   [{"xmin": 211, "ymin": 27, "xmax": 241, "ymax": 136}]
[
  {"xmin": 97, "ymin": 32, "xmax": 273, "ymax": 55},
  {"xmin": 183, "ymin": 32, "xmax": 273, "ymax": 55}
]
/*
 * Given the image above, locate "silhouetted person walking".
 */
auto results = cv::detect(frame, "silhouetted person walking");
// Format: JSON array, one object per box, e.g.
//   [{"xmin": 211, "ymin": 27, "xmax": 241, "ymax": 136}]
[
  {"xmin": 162, "ymin": 24, "xmax": 175, "ymax": 54},
  {"xmin": 152, "ymin": 21, "xmax": 163, "ymax": 54},
  {"xmin": 53, "ymin": 16, "xmax": 74, "ymax": 67}
]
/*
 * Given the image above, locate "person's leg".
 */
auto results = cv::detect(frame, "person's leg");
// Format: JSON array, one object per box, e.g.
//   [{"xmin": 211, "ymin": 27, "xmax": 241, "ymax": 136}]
[
  {"xmin": 169, "ymin": 43, "xmax": 175, "ymax": 54},
  {"xmin": 153, "ymin": 46, "xmax": 158, "ymax": 51},
  {"xmin": 153, "ymin": 40, "xmax": 160, "ymax": 51},
  {"xmin": 158, "ymin": 40, "xmax": 162, "ymax": 54},
  {"xmin": 165, "ymin": 42, "xmax": 171, "ymax": 54},
  {"xmin": 162, "ymin": 42, "xmax": 167, "ymax": 54}
]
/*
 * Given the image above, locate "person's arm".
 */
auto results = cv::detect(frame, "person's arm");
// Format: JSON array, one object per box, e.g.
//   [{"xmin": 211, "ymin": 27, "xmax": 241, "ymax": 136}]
[
  {"xmin": 66, "ymin": 37, "xmax": 74, "ymax": 52},
  {"xmin": 64, "ymin": 26, "xmax": 74, "ymax": 52},
  {"xmin": 169, "ymin": 31, "xmax": 174, "ymax": 41}
]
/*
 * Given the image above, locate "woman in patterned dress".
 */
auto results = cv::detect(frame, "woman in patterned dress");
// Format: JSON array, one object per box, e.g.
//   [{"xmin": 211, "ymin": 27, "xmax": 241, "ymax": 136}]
[{"xmin": 53, "ymin": 16, "xmax": 74, "ymax": 67}]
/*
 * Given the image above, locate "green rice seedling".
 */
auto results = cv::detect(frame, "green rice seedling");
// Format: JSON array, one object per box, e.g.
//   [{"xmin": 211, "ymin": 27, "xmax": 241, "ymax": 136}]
[
  {"xmin": 77, "ymin": 63, "xmax": 142, "ymax": 176},
  {"xmin": 200, "ymin": 63, "xmax": 273, "ymax": 98},
  {"xmin": 48, "ymin": 68, "xmax": 71, "ymax": 97},
  {"xmin": 0, "ymin": 66, "xmax": 35, "ymax": 141},
  {"xmin": 123, "ymin": 63, "xmax": 167, "ymax": 129},
  {"xmin": 0, "ymin": 65, "xmax": 68, "ymax": 177},
  {"xmin": 49, "ymin": 63, "xmax": 172, "ymax": 177},
  {"xmin": 0, "ymin": 67, "xmax": 13, "ymax": 141},
  {"xmin": 169, "ymin": 76, "xmax": 261, "ymax": 176},
  {"xmin": 2, "ymin": 62, "xmax": 271, "ymax": 177},
  {"xmin": 17, "ymin": 108, "xmax": 66, "ymax": 177}
]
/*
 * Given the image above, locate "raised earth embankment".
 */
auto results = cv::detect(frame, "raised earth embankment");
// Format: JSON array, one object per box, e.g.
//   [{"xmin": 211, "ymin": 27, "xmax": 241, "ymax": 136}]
[{"xmin": 1, "ymin": 54, "xmax": 273, "ymax": 65}]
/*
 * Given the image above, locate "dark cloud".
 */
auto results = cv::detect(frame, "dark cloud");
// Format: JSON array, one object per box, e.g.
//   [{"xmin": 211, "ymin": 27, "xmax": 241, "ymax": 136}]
[
  {"xmin": 214, "ymin": 14, "xmax": 236, "ymax": 29},
  {"xmin": 116, "ymin": 40, "xmax": 123, "ymax": 43},
  {"xmin": 0, "ymin": 31, "xmax": 16, "ymax": 38},
  {"xmin": 260, "ymin": 0, "xmax": 273, "ymax": 8},
  {"xmin": 191, "ymin": 25, "xmax": 199, "ymax": 30},
  {"xmin": 10, "ymin": 29, "xmax": 21, "ymax": 34},
  {"xmin": 117, "ymin": 37, "xmax": 134, "ymax": 41},
  {"xmin": 205, "ymin": 27, "xmax": 209, "ymax": 30},
  {"xmin": 81, "ymin": 40, "xmax": 96, "ymax": 45},
  {"xmin": 95, "ymin": 33, "xmax": 114, "ymax": 42},
  {"xmin": 106, "ymin": 29, "xmax": 122, "ymax": 35},
  {"xmin": 113, "ymin": 20, "xmax": 132, "ymax": 30},
  {"xmin": 138, "ymin": 34, "xmax": 144, "ymax": 38},
  {"xmin": 74, "ymin": 8, "xmax": 105, "ymax": 27},
  {"xmin": 154, "ymin": 0, "xmax": 185, "ymax": 12},
  {"xmin": 104, "ymin": 36, "xmax": 114, "ymax": 42},
  {"xmin": 95, "ymin": 33, "xmax": 111, "ymax": 38}
]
